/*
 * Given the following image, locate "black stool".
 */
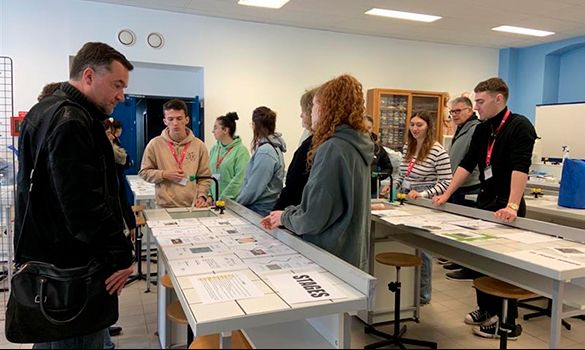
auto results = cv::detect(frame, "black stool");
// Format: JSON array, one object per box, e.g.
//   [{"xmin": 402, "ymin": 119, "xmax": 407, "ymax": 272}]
[
  {"xmin": 125, "ymin": 205, "xmax": 157, "ymax": 290},
  {"xmin": 474, "ymin": 277, "xmax": 535, "ymax": 350},
  {"xmin": 364, "ymin": 252, "xmax": 437, "ymax": 349},
  {"xmin": 520, "ymin": 296, "xmax": 571, "ymax": 330}
]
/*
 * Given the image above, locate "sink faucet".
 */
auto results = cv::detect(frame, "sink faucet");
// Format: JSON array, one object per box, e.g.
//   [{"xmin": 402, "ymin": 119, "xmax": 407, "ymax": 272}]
[{"xmin": 189, "ymin": 175, "xmax": 221, "ymax": 212}]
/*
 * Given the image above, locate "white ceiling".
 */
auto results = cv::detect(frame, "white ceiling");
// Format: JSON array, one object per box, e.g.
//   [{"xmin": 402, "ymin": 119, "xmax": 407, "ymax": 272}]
[{"xmin": 84, "ymin": 0, "xmax": 585, "ymax": 48}]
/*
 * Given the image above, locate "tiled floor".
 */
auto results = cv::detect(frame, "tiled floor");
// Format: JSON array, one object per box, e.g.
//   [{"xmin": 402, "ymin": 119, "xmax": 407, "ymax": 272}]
[{"xmin": 3, "ymin": 260, "xmax": 585, "ymax": 349}]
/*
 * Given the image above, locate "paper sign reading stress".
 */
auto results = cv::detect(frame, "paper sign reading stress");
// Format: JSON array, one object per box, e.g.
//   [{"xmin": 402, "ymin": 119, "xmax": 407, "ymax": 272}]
[{"xmin": 266, "ymin": 271, "xmax": 347, "ymax": 304}]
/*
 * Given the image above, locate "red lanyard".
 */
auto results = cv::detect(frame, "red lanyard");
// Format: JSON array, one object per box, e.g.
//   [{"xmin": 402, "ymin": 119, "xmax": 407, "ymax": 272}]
[
  {"xmin": 406, "ymin": 157, "xmax": 416, "ymax": 176},
  {"xmin": 215, "ymin": 146, "xmax": 234, "ymax": 170},
  {"xmin": 167, "ymin": 141, "xmax": 190, "ymax": 168},
  {"xmin": 486, "ymin": 109, "xmax": 511, "ymax": 167}
]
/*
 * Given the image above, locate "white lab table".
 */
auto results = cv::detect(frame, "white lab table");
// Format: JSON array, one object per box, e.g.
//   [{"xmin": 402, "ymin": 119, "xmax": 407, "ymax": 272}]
[
  {"xmin": 524, "ymin": 193, "xmax": 585, "ymax": 229},
  {"xmin": 126, "ymin": 174, "xmax": 155, "ymax": 207},
  {"xmin": 372, "ymin": 198, "xmax": 585, "ymax": 349},
  {"xmin": 144, "ymin": 200, "xmax": 376, "ymax": 349}
]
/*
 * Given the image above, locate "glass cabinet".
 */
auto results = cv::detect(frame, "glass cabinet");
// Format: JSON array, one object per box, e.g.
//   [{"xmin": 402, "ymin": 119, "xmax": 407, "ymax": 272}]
[{"xmin": 366, "ymin": 88, "xmax": 447, "ymax": 152}]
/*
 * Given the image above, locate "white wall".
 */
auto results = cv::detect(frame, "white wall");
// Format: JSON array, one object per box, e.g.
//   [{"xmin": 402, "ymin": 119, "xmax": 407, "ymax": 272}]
[{"xmin": 0, "ymin": 0, "xmax": 498, "ymax": 166}]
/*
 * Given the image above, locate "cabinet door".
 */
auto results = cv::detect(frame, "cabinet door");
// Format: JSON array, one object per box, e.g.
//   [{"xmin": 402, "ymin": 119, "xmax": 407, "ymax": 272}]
[
  {"xmin": 378, "ymin": 92, "xmax": 408, "ymax": 152},
  {"xmin": 412, "ymin": 94, "xmax": 443, "ymax": 141}
]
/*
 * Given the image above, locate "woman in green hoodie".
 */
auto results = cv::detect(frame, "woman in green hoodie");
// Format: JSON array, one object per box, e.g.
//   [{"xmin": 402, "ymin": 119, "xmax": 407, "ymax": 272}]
[{"xmin": 209, "ymin": 112, "xmax": 250, "ymax": 200}]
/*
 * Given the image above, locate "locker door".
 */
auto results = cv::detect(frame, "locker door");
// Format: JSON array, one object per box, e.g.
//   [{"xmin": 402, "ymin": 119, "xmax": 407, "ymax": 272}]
[{"xmin": 112, "ymin": 96, "xmax": 138, "ymax": 175}]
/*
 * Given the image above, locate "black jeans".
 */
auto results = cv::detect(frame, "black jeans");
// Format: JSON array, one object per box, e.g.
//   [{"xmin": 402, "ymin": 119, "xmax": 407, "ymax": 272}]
[
  {"xmin": 474, "ymin": 194, "xmax": 526, "ymax": 323},
  {"xmin": 477, "ymin": 290, "xmax": 518, "ymax": 323}
]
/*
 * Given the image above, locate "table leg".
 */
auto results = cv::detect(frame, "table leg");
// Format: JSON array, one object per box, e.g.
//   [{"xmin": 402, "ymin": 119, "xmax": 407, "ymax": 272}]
[{"xmin": 549, "ymin": 280, "xmax": 563, "ymax": 349}]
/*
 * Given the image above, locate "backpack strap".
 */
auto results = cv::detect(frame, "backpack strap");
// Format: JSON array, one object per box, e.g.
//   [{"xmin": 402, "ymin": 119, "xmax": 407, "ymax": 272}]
[{"xmin": 14, "ymin": 98, "xmax": 87, "ymax": 259}]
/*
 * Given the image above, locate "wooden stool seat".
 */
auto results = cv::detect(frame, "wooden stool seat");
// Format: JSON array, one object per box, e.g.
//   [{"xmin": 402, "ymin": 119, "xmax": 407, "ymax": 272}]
[
  {"xmin": 188, "ymin": 330, "xmax": 252, "ymax": 349},
  {"xmin": 161, "ymin": 274, "xmax": 173, "ymax": 289},
  {"xmin": 474, "ymin": 277, "xmax": 536, "ymax": 300},
  {"xmin": 135, "ymin": 213, "xmax": 146, "ymax": 227},
  {"xmin": 167, "ymin": 301, "xmax": 188, "ymax": 324},
  {"xmin": 131, "ymin": 204, "xmax": 145, "ymax": 213},
  {"xmin": 375, "ymin": 252, "xmax": 422, "ymax": 268}
]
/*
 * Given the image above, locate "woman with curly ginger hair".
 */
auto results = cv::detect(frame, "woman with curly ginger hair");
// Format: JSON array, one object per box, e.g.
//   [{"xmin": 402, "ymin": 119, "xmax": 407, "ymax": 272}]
[{"xmin": 261, "ymin": 74, "xmax": 374, "ymax": 270}]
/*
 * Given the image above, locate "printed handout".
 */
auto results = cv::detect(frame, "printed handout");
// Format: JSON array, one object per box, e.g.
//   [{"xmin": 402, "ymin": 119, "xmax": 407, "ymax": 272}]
[
  {"xmin": 232, "ymin": 243, "xmax": 296, "ymax": 259},
  {"xmin": 169, "ymin": 255, "xmax": 247, "ymax": 276},
  {"xmin": 243, "ymin": 254, "xmax": 317, "ymax": 274},
  {"xmin": 189, "ymin": 271, "xmax": 264, "ymax": 304},
  {"xmin": 164, "ymin": 242, "xmax": 231, "ymax": 260}
]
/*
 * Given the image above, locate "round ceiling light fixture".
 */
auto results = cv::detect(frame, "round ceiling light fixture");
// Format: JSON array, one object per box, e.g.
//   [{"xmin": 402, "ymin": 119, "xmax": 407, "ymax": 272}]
[
  {"xmin": 117, "ymin": 29, "xmax": 136, "ymax": 46},
  {"xmin": 147, "ymin": 32, "xmax": 165, "ymax": 49}
]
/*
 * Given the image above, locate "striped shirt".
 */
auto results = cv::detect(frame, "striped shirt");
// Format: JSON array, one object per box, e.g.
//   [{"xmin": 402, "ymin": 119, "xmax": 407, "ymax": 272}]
[{"xmin": 395, "ymin": 142, "xmax": 452, "ymax": 198}]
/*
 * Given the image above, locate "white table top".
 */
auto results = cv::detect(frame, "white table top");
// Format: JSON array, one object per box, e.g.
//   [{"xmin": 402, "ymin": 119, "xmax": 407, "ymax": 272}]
[
  {"xmin": 375, "ymin": 202, "xmax": 585, "ymax": 280},
  {"xmin": 145, "ymin": 202, "xmax": 375, "ymax": 336},
  {"xmin": 524, "ymin": 193, "xmax": 585, "ymax": 221},
  {"xmin": 126, "ymin": 175, "xmax": 155, "ymax": 201}
]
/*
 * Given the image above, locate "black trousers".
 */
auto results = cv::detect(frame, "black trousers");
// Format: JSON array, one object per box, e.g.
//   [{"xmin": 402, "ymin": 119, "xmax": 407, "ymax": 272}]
[
  {"xmin": 477, "ymin": 289, "xmax": 518, "ymax": 322},
  {"xmin": 474, "ymin": 194, "xmax": 526, "ymax": 323}
]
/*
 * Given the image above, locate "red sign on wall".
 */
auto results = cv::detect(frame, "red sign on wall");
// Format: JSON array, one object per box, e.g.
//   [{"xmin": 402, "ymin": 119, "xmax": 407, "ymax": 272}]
[{"xmin": 10, "ymin": 111, "xmax": 27, "ymax": 136}]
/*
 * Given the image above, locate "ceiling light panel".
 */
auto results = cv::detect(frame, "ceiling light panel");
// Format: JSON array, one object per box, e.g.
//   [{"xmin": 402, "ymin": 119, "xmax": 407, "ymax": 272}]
[
  {"xmin": 238, "ymin": 0, "xmax": 290, "ymax": 9},
  {"xmin": 492, "ymin": 25, "xmax": 555, "ymax": 37},
  {"xmin": 365, "ymin": 8, "xmax": 442, "ymax": 23}
]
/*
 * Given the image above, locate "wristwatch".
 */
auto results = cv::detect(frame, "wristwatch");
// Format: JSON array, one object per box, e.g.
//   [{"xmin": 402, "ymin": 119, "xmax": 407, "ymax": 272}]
[{"xmin": 507, "ymin": 202, "xmax": 519, "ymax": 211}]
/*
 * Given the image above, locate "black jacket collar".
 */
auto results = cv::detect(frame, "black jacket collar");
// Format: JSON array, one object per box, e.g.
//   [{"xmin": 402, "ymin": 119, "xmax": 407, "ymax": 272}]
[{"xmin": 61, "ymin": 82, "xmax": 111, "ymax": 121}]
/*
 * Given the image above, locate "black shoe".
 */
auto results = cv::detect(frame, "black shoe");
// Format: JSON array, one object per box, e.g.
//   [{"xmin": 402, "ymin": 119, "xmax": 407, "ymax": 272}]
[
  {"xmin": 465, "ymin": 309, "xmax": 496, "ymax": 325},
  {"xmin": 109, "ymin": 325, "xmax": 122, "ymax": 337},
  {"xmin": 442, "ymin": 262, "xmax": 462, "ymax": 270},
  {"xmin": 446, "ymin": 268, "xmax": 479, "ymax": 281},
  {"xmin": 473, "ymin": 317, "xmax": 522, "ymax": 340}
]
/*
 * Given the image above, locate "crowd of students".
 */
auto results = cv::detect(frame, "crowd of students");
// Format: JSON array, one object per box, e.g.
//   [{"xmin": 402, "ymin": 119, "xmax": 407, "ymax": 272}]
[{"xmin": 15, "ymin": 41, "xmax": 535, "ymax": 348}]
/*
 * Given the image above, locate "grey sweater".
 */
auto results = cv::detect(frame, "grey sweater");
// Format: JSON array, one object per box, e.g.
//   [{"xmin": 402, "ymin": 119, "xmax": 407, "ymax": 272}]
[
  {"xmin": 450, "ymin": 114, "xmax": 481, "ymax": 188},
  {"xmin": 281, "ymin": 125, "xmax": 374, "ymax": 271}
]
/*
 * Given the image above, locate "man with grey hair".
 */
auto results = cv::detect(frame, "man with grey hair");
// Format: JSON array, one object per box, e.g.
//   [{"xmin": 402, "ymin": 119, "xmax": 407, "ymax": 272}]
[{"xmin": 441, "ymin": 96, "xmax": 482, "ymax": 281}]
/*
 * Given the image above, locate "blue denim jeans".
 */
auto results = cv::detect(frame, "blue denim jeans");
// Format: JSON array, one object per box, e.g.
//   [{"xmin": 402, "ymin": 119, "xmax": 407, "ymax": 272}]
[
  {"xmin": 32, "ymin": 329, "xmax": 105, "ymax": 349},
  {"xmin": 420, "ymin": 251, "xmax": 432, "ymax": 304},
  {"xmin": 246, "ymin": 202, "xmax": 274, "ymax": 217},
  {"xmin": 103, "ymin": 328, "xmax": 115, "ymax": 349}
]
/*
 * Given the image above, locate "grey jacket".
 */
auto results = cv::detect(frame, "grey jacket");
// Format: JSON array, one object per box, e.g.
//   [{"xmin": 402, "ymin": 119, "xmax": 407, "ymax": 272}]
[
  {"xmin": 237, "ymin": 133, "xmax": 286, "ymax": 216},
  {"xmin": 281, "ymin": 125, "xmax": 374, "ymax": 271},
  {"xmin": 450, "ymin": 114, "xmax": 481, "ymax": 188}
]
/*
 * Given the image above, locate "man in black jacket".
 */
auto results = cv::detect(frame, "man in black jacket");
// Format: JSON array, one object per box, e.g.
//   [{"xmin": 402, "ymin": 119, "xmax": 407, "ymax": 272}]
[
  {"xmin": 433, "ymin": 77, "xmax": 537, "ymax": 340},
  {"xmin": 14, "ymin": 42, "xmax": 134, "ymax": 348}
]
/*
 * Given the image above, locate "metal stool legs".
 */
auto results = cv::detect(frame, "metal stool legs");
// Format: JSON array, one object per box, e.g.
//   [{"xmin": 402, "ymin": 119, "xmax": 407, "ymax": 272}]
[
  {"xmin": 520, "ymin": 297, "xmax": 571, "ymax": 330},
  {"xmin": 364, "ymin": 266, "xmax": 437, "ymax": 349},
  {"xmin": 125, "ymin": 225, "xmax": 157, "ymax": 291}
]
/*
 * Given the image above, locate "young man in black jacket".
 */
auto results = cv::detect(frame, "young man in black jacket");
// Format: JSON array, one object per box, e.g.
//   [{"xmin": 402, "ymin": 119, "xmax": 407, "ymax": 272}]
[
  {"xmin": 14, "ymin": 42, "xmax": 134, "ymax": 348},
  {"xmin": 433, "ymin": 77, "xmax": 537, "ymax": 339}
]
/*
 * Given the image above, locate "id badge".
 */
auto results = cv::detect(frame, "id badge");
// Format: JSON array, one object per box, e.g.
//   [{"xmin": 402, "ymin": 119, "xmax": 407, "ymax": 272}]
[
  {"xmin": 484, "ymin": 166, "xmax": 493, "ymax": 180},
  {"xmin": 177, "ymin": 177, "xmax": 188, "ymax": 186},
  {"xmin": 402, "ymin": 180, "xmax": 412, "ymax": 190}
]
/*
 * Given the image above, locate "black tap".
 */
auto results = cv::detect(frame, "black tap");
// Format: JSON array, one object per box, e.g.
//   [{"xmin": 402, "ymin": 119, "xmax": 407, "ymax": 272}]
[{"xmin": 190, "ymin": 175, "xmax": 220, "ymax": 210}]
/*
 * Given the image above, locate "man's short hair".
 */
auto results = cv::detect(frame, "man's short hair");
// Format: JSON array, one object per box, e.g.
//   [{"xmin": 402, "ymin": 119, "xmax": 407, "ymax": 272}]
[
  {"xmin": 474, "ymin": 77, "xmax": 509, "ymax": 102},
  {"xmin": 451, "ymin": 96, "xmax": 473, "ymax": 108},
  {"xmin": 70, "ymin": 42, "xmax": 134, "ymax": 80},
  {"xmin": 163, "ymin": 99, "xmax": 189, "ymax": 117}
]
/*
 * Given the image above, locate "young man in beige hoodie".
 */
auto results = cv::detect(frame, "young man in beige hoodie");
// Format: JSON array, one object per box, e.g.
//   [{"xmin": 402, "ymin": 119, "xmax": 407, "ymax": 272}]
[{"xmin": 139, "ymin": 99, "xmax": 211, "ymax": 208}]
